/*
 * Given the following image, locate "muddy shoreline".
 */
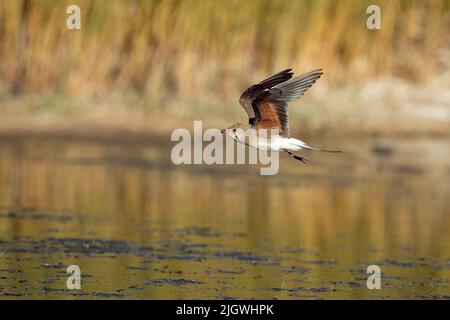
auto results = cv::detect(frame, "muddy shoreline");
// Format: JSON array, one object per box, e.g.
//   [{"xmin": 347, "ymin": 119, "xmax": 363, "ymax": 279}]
[{"xmin": 0, "ymin": 119, "xmax": 448, "ymax": 146}]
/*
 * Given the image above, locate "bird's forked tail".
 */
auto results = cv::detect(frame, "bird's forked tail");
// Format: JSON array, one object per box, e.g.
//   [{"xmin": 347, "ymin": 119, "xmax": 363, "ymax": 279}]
[{"xmin": 306, "ymin": 146, "xmax": 341, "ymax": 153}]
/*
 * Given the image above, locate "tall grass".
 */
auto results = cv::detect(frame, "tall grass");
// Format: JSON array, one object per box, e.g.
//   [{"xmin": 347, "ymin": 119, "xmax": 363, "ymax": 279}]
[{"xmin": 0, "ymin": 0, "xmax": 448, "ymax": 109}]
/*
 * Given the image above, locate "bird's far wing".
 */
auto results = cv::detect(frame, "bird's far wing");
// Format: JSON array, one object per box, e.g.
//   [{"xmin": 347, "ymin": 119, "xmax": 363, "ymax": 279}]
[
  {"xmin": 252, "ymin": 69, "xmax": 324, "ymax": 138},
  {"xmin": 239, "ymin": 69, "xmax": 293, "ymax": 121},
  {"xmin": 270, "ymin": 69, "xmax": 323, "ymax": 102}
]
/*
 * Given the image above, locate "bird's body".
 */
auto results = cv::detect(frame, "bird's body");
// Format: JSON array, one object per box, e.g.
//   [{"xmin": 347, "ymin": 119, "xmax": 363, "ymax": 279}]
[
  {"xmin": 222, "ymin": 68, "xmax": 340, "ymax": 163},
  {"xmin": 232, "ymin": 130, "xmax": 312, "ymax": 152}
]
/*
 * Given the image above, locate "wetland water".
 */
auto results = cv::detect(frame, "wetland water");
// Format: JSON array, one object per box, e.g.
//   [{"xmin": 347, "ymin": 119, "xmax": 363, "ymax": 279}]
[{"xmin": 0, "ymin": 135, "xmax": 448, "ymax": 299}]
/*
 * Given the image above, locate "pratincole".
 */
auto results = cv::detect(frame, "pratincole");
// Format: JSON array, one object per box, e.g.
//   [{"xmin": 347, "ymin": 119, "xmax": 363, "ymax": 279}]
[{"xmin": 221, "ymin": 69, "xmax": 341, "ymax": 163}]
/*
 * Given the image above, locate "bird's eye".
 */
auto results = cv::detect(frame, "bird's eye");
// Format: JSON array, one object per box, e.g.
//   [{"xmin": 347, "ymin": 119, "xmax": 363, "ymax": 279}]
[{"xmin": 232, "ymin": 128, "xmax": 237, "ymax": 133}]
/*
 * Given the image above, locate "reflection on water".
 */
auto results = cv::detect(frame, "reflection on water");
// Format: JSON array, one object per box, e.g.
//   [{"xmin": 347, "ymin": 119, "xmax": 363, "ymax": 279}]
[{"xmin": 0, "ymin": 136, "xmax": 448, "ymax": 299}]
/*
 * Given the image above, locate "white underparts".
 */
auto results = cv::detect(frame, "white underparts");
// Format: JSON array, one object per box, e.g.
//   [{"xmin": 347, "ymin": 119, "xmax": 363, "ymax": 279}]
[{"xmin": 233, "ymin": 133, "xmax": 312, "ymax": 152}]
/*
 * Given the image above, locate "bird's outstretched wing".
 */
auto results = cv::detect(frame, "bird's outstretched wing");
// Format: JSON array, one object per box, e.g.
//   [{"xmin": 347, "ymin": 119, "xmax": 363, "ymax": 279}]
[
  {"xmin": 252, "ymin": 69, "xmax": 323, "ymax": 137},
  {"xmin": 239, "ymin": 69, "xmax": 293, "ymax": 121}
]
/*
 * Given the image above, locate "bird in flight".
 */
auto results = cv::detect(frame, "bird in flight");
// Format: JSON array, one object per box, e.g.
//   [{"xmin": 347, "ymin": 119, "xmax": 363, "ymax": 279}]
[{"xmin": 221, "ymin": 68, "xmax": 340, "ymax": 163}]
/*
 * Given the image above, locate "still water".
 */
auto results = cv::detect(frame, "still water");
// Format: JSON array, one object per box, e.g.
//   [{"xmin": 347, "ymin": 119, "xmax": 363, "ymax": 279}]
[{"xmin": 0, "ymin": 135, "xmax": 448, "ymax": 299}]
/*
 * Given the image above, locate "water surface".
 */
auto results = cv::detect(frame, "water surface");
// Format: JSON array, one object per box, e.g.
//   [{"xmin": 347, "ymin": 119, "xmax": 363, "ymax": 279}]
[{"xmin": 0, "ymin": 136, "xmax": 448, "ymax": 299}]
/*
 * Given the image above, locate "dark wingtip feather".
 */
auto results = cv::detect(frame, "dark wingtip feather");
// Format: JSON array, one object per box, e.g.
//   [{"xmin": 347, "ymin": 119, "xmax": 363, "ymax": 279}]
[{"xmin": 257, "ymin": 68, "xmax": 294, "ymax": 89}]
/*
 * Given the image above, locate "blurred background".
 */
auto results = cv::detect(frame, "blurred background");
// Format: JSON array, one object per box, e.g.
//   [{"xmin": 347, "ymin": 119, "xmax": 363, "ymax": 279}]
[
  {"xmin": 0, "ymin": 0, "xmax": 449, "ymax": 135},
  {"xmin": 0, "ymin": 0, "xmax": 449, "ymax": 299}
]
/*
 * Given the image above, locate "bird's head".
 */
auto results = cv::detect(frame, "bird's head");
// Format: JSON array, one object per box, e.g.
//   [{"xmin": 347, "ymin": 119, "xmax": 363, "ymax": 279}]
[{"xmin": 221, "ymin": 123, "xmax": 243, "ymax": 142}]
